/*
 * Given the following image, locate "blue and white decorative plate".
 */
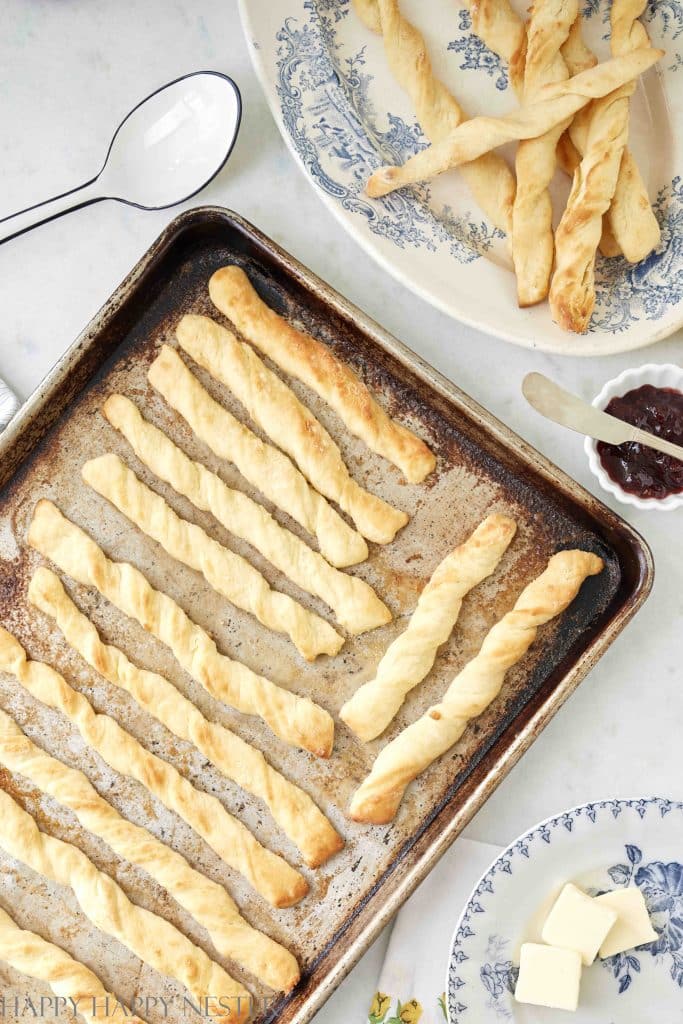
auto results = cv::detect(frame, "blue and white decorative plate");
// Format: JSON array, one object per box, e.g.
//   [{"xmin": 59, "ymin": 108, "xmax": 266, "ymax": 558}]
[
  {"xmin": 239, "ymin": 0, "xmax": 683, "ymax": 355},
  {"xmin": 447, "ymin": 797, "xmax": 683, "ymax": 1022}
]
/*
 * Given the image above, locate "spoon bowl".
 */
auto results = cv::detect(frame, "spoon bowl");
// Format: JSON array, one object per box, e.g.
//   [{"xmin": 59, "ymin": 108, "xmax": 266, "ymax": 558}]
[
  {"xmin": 0, "ymin": 71, "xmax": 241, "ymax": 243},
  {"xmin": 101, "ymin": 72, "xmax": 241, "ymax": 209}
]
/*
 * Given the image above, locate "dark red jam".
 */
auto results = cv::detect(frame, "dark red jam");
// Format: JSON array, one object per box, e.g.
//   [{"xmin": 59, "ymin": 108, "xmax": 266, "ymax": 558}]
[{"xmin": 596, "ymin": 384, "xmax": 683, "ymax": 500}]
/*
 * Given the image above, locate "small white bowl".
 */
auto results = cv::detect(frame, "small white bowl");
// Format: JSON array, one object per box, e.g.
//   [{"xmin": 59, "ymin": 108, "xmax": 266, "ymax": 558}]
[{"xmin": 585, "ymin": 363, "xmax": 683, "ymax": 512}]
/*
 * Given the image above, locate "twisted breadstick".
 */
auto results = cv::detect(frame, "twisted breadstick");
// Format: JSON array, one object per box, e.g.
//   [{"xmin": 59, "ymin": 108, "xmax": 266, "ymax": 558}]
[
  {"xmin": 0, "ymin": 787, "xmax": 249, "ymax": 1024},
  {"xmin": 0, "ymin": 706, "xmax": 299, "ymax": 991},
  {"xmin": 0, "ymin": 621, "xmax": 307, "ymax": 908},
  {"xmin": 512, "ymin": 0, "xmax": 577, "ymax": 306},
  {"xmin": 177, "ymin": 316, "xmax": 408, "ymax": 545},
  {"xmin": 82, "ymin": 453, "xmax": 343, "ymax": 661},
  {"xmin": 349, "ymin": 549, "xmax": 603, "ymax": 823},
  {"xmin": 30, "ymin": 566, "xmax": 343, "ymax": 870},
  {"xmin": 365, "ymin": 47, "xmax": 662, "ymax": 197},
  {"xmin": 462, "ymin": 0, "xmax": 658, "ymax": 261},
  {"xmin": 0, "ymin": 906, "xmax": 145, "ymax": 1024},
  {"xmin": 149, "ymin": 345, "xmax": 367, "ymax": 568},
  {"xmin": 209, "ymin": 266, "xmax": 435, "ymax": 484},
  {"xmin": 610, "ymin": 0, "xmax": 663, "ymax": 260},
  {"xmin": 28, "ymin": 500, "xmax": 334, "ymax": 758},
  {"xmin": 103, "ymin": 396, "xmax": 389, "ymax": 635},
  {"xmin": 352, "ymin": 0, "xmax": 515, "ymax": 241},
  {"xmin": 562, "ymin": 10, "xmax": 659, "ymax": 263},
  {"xmin": 340, "ymin": 515, "xmax": 516, "ymax": 741},
  {"xmin": 549, "ymin": 0, "xmax": 654, "ymax": 331},
  {"xmin": 460, "ymin": 0, "xmax": 526, "ymax": 88}
]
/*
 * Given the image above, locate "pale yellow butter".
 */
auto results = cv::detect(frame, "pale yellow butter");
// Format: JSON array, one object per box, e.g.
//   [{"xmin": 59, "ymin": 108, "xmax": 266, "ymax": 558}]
[
  {"xmin": 514, "ymin": 942, "xmax": 582, "ymax": 1011},
  {"xmin": 596, "ymin": 888, "xmax": 658, "ymax": 958},
  {"xmin": 541, "ymin": 883, "xmax": 617, "ymax": 965}
]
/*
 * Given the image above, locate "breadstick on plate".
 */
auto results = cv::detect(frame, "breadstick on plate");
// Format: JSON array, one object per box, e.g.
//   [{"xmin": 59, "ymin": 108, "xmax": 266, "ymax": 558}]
[
  {"xmin": 0, "ymin": 780, "xmax": 250, "ymax": 1024},
  {"xmin": 583, "ymin": 0, "xmax": 660, "ymax": 261},
  {"xmin": 82, "ymin": 453, "xmax": 343, "ymax": 661},
  {"xmin": 353, "ymin": 0, "xmax": 382, "ymax": 33},
  {"xmin": 340, "ymin": 514, "xmax": 517, "ymax": 741},
  {"xmin": 149, "ymin": 345, "xmax": 368, "ymax": 568},
  {"xmin": 511, "ymin": 0, "xmax": 577, "ymax": 306},
  {"xmin": 549, "ymin": 0, "xmax": 652, "ymax": 332},
  {"xmin": 462, "ymin": 0, "xmax": 656, "ymax": 261},
  {"xmin": 0, "ymin": 705, "xmax": 299, "ymax": 991},
  {"xmin": 0, "ymin": 906, "xmax": 145, "ymax": 1024},
  {"xmin": 30, "ymin": 566, "xmax": 343, "ymax": 870},
  {"xmin": 352, "ymin": 0, "xmax": 515, "ymax": 240},
  {"xmin": 209, "ymin": 265, "xmax": 436, "ymax": 483},
  {"xmin": 176, "ymin": 315, "xmax": 408, "ymax": 545},
  {"xmin": 365, "ymin": 47, "xmax": 662, "ymax": 197},
  {"xmin": 103, "ymin": 396, "xmax": 389, "ymax": 635},
  {"xmin": 28, "ymin": 500, "xmax": 334, "ymax": 758},
  {"xmin": 459, "ymin": 0, "xmax": 527, "ymax": 94},
  {"xmin": 561, "ymin": 13, "xmax": 660, "ymax": 263},
  {"xmin": 349, "ymin": 550, "xmax": 603, "ymax": 823},
  {"xmin": 0, "ymin": 619, "xmax": 308, "ymax": 908}
]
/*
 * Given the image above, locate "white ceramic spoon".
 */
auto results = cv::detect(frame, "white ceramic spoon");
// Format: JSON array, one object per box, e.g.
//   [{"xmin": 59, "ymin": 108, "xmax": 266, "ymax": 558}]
[{"xmin": 0, "ymin": 71, "xmax": 241, "ymax": 244}]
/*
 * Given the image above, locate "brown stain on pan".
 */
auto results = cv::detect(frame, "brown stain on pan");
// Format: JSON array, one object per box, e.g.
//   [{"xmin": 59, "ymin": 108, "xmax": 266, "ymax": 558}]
[{"xmin": 0, "ymin": 208, "xmax": 652, "ymax": 1024}]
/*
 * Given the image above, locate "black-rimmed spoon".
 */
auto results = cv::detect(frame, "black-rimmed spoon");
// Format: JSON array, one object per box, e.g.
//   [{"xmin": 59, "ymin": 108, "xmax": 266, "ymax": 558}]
[{"xmin": 0, "ymin": 71, "xmax": 241, "ymax": 244}]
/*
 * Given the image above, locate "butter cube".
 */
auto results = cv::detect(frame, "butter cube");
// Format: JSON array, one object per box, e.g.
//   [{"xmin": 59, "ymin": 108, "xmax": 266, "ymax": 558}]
[
  {"xmin": 541, "ymin": 883, "xmax": 617, "ymax": 965},
  {"xmin": 514, "ymin": 943, "xmax": 582, "ymax": 1012},
  {"xmin": 596, "ymin": 888, "xmax": 658, "ymax": 958}
]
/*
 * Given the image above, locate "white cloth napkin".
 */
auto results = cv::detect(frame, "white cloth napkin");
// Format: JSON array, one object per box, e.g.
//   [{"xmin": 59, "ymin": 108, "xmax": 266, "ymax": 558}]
[
  {"xmin": 0, "ymin": 378, "xmax": 19, "ymax": 431},
  {"xmin": 367, "ymin": 838, "xmax": 500, "ymax": 1024}
]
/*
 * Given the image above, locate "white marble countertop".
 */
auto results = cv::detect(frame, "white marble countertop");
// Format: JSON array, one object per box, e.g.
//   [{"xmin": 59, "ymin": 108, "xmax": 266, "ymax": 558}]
[{"xmin": 1, "ymin": 2, "xmax": 681, "ymax": 1021}]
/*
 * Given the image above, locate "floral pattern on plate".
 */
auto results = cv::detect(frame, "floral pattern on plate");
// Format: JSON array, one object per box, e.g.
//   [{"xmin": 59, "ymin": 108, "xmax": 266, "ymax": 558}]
[{"xmin": 447, "ymin": 797, "xmax": 683, "ymax": 1022}]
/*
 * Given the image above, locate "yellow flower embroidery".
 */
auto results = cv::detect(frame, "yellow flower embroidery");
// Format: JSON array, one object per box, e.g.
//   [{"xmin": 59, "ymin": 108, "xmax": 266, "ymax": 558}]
[
  {"xmin": 399, "ymin": 999, "xmax": 423, "ymax": 1024},
  {"xmin": 369, "ymin": 991, "xmax": 392, "ymax": 1023}
]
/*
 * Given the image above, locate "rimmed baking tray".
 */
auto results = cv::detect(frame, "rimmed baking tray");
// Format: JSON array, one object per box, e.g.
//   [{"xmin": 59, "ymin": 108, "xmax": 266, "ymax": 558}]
[{"xmin": 0, "ymin": 208, "xmax": 652, "ymax": 1024}]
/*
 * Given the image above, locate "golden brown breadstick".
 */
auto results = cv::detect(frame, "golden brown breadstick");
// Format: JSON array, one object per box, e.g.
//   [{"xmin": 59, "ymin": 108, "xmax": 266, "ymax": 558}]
[
  {"xmin": 209, "ymin": 265, "xmax": 436, "ymax": 483},
  {"xmin": 562, "ymin": 9, "xmax": 660, "ymax": 263},
  {"xmin": 103, "ymin": 396, "xmax": 389, "ymax": 635},
  {"xmin": 28, "ymin": 500, "xmax": 334, "ymax": 758},
  {"xmin": 0, "ymin": 784, "xmax": 250, "ymax": 1024},
  {"xmin": 352, "ymin": 0, "xmax": 515, "ymax": 240},
  {"xmin": 601, "ymin": 0, "xmax": 661, "ymax": 262},
  {"xmin": 149, "ymin": 345, "xmax": 368, "ymax": 568},
  {"xmin": 176, "ymin": 315, "xmax": 408, "ymax": 545},
  {"xmin": 340, "ymin": 515, "xmax": 516, "ymax": 741},
  {"xmin": 0, "ymin": 620, "xmax": 307, "ymax": 909},
  {"xmin": 349, "ymin": 550, "xmax": 603, "ymax": 823},
  {"xmin": 82, "ymin": 453, "xmax": 343, "ymax": 661},
  {"xmin": 461, "ymin": 0, "xmax": 658, "ymax": 262},
  {"xmin": 0, "ymin": 906, "xmax": 145, "ymax": 1024},
  {"xmin": 0, "ymin": 705, "xmax": 299, "ymax": 991},
  {"xmin": 365, "ymin": 48, "xmax": 662, "ymax": 197},
  {"xmin": 549, "ymin": 0, "xmax": 652, "ymax": 332},
  {"xmin": 30, "ymin": 566, "xmax": 343, "ymax": 871},
  {"xmin": 512, "ymin": 0, "xmax": 577, "ymax": 306},
  {"xmin": 460, "ymin": 0, "xmax": 526, "ymax": 87},
  {"xmin": 353, "ymin": 0, "xmax": 381, "ymax": 33}
]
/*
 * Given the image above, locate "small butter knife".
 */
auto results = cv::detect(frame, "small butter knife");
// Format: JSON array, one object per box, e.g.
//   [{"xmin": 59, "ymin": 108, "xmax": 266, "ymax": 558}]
[{"xmin": 522, "ymin": 372, "xmax": 683, "ymax": 462}]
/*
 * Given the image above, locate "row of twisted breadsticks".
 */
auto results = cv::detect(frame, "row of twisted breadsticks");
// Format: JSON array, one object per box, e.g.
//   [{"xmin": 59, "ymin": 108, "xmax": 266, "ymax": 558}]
[
  {"xmin": 0, "ymin": 267, "xmax": 437, "ymax": 1017},
  {"xmin": 354, "ymin": 0, "xmax": 662, "ymax": 333},
  {"xmin": 0, "ymin": 529, "xmax": 603, "ymax": 1018},
  {"xmin": 341, "ymin": 515, "xmax": 604, "ymax": 823}
]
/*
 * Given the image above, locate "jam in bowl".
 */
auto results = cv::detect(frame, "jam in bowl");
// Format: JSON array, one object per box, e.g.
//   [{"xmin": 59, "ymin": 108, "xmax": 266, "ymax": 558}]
[
  {"xmin": 585, "ymin": 364, "xmax": 683, "ymax": 511},
  {"xmin": 597, "ymin": 385, "xmax": 683, "ymax": 500}
]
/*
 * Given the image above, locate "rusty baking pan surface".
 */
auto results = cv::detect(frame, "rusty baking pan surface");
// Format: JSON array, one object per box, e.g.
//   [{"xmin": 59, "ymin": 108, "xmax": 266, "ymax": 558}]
[{"xmin": 0, "ymin": 208, "xmax": 652, "ymax": 1024}]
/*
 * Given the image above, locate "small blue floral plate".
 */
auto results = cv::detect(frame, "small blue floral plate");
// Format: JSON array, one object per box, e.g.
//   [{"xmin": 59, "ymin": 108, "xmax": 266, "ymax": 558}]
[
  {"xmin": 239, "ymin": 0, "xmax": 683, "ymax": 354},
  {"xmin": 446, "ymin": 797, "xmax": 683, "ymax": 1022}
]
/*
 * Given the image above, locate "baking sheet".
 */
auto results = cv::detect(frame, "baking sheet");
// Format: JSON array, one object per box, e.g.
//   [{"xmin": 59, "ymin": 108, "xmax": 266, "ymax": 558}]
[{"xmin": 0, "ymin": 208, "xmax": 652, "ymax": 1024}]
